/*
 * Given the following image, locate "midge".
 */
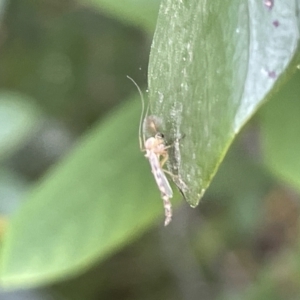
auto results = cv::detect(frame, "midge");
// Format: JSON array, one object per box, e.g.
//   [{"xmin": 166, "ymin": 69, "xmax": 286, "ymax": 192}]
[{"xmin": 127, "ymin": 76, "xmax": 173, "ymax": 226}]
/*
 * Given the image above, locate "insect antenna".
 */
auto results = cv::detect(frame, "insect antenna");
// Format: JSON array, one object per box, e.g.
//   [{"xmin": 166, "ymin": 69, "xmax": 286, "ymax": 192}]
[{"xmin": 126, "ymin": 75, "xmax": 149, "ymax": 150}]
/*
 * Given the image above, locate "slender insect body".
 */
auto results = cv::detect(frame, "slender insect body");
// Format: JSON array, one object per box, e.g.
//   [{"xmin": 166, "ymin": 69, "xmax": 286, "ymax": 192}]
[
  {"xmin": 144, "ymin": 133, "xmax": 173, "ymax": 226},
  {"xmin": 146, "ymin": 148, "xmax": 172, "ymax": 197},
  {"xmin": 146, "ymin": 147, "xmax": 173, "ymax": 226},
  {"xmin": 127, "ymin": 75, "xmax": 174, "ymax": 226}
]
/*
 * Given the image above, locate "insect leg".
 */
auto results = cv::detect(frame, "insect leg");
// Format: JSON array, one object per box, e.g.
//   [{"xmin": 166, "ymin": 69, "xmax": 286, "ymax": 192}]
[
  {"xmin": 160, "ymin": 152, "xmax": 179, "ymax": 179},
  {"xmin": 159, "ymin": 151, "xmax": 169, "ymax": 168}
]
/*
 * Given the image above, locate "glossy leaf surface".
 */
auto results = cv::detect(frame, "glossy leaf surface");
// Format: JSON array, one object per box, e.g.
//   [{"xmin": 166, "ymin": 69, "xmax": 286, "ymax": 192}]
[{"xmin": 148, "ymin": 0, "xmax": 299, "ymax": 206}]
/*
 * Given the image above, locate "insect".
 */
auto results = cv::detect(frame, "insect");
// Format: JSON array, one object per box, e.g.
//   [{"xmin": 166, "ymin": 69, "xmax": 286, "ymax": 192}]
[{"xmin": 127, "ymin": 76, "xmax": 173, "ymax": 226}]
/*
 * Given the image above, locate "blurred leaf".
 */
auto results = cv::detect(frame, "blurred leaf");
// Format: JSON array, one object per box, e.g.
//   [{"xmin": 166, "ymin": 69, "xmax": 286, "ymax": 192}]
[
  {"xmin": 260, "ymin": 71, "xmax": 300, "ymax": 191},
  {"xmin": 0, "ymin": 97, "xmax": 181, "ymax": 288},
  {"xmin": 208, "ymin": 140, "xmax": 272, "ymax": 238},
  {"xmin": 0, "ymin": 91, "xmax": 40, "ymax": 161},
  {"xmin": 0, "ymin": 0, "xmax": 7, "ymax": 20},
  {"xmin": 148, "ymin": 0, "xmax": 299, "ymax": 206},
  {"xmin": 0, "ymin": 287, "xmax": 57, "ymax": 300},
  {"xmin": 220, "ymin": 250, "xmax": 300, "ymax": 300},
  {"xmin": 83, "ymin": 0, "xmax": 160, "ymax": 33},
  {"xmin": 0, "ymin": 2, "xmax": 147, "ymax": 131},
  {"xmin": 0, "ymin": 169, "xmax": 28, "ymax": 216}
]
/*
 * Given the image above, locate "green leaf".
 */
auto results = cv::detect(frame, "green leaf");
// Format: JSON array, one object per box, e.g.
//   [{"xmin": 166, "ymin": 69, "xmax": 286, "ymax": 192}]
[
  {"xmin": 0, "ymin": 98, "xmax": 181, "ymax": 288},
  {"xmin": 83, "ymin": 0, "xmax": 160, "ymax": 33},
  {"xmin": 0, "ymin": 91, "xmax": 40, "ymax": 161},
  {"xmin": 148, "ymin": 0, "xmax": 300, "ymax": 206},
  {"xmin": 260, "ymin": 71, "xmax": 300, "ymax": 190}
]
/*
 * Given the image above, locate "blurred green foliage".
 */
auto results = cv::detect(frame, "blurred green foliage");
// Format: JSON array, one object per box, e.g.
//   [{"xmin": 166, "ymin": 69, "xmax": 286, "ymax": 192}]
[{"xmin": 0, "ymin": 0, "xmax": 300, "ymax": 300}]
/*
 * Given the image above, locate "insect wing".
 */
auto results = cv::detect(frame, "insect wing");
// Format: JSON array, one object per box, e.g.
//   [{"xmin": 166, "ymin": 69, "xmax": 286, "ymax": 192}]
[
  {"xmin": 148, "ymin": 151, "xmax": 173, "ymax": 198},
  {"xmin": 156, "ymin": 167, "xmax": 173, "ymax": 198}
]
